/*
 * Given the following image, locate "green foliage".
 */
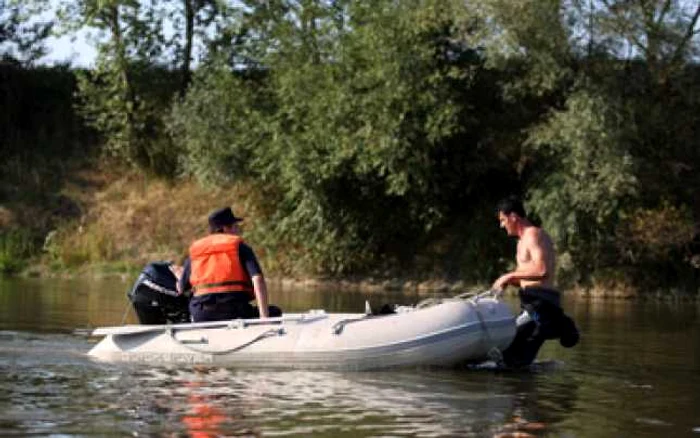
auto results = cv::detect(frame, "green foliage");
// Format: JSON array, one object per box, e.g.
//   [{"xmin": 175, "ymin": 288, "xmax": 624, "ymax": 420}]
[
  {"xmin": 168, "ymin": 62, "xmax": 266, "ymax": 185},
  {"xmin": 0, "ymin": 230, "xmax": 35, "ymax": 274},
  {"xmin": 589, "ymin": 0, "xmax": 700, "ymax": 83},
  {"xmin": 66, "ymin": 0, "xmax": 177, "ymax": 176},
  {"xmin": 171, "ymin": 0, "xmax": 479, "ymax": 275},
  {"xmin": 5, "ymin": 0, "xmax": 700, "ymax": 291},
  {"xmin": 76, "ymin": 60, "xmax": 179, "ymax": 176},
  {"xmin": 526, "ymin": 88, "xmax": 638, "ymax": 279},
  {"xmin": 465, "ymin": 0, "xmax": 574, "ymax": 97},
  {"xmin": 618, "ymin": 202, "xmax": 695, "ymax": 261},
  {"xmin": 1, "ymin": 0, "xmax": 52, "ymax": 63},
  {"xmin": 0, "ymin": 63, "xmax": 88, "ymax": 161},
  {"xmin": 42, "ymin": 224, "xmax": 116, "ymax": 269}
]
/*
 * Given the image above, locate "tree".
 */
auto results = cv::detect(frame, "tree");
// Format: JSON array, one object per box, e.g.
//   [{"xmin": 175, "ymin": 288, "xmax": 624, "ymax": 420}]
[
  {"xmin": 593, "ymin": 0, "xmax": 700, "ymax": 84},
  {"xmin": 526, "ymin": 88, "xmax": 638, "ymax": 282},
  {"xmin": 172, "ymin": 0, "xmax": 481, "ymax": 275},
  {"xmin": 1, "ymin": 0, "xmax": 51, "ymax": 63},
  {"xmin": 38, "ymin": 0, "xmax": 237, "ymax": 175},
  {"xmin": 63, "ymin": 0, "xmax": 160, "ymax": 170}
]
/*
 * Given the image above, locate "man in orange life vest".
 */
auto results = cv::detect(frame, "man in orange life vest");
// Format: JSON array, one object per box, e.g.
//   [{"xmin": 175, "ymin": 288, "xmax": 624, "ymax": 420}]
[{"xmin": 178, "ymin": 206, "xmax": 282, "ymax": 322}]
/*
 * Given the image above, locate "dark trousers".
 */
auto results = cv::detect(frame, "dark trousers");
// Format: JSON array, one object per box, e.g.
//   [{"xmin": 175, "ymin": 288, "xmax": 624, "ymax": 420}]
[
  {"xmin": 501, "ymin": 287, "xmax": 579, "ymax": 368},
  {"xmin": 189, "ymin": 292, "xmax": 282, "ymax": 322}
]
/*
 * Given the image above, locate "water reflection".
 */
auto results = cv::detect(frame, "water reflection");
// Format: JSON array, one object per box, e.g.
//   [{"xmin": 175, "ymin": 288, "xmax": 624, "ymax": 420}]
[
  {"xmin": 101, "ymin": 367, "xmax": 522, "ymax": 437},
  {"xmin": 0, "ymin": 276, "xmax": 134, "ymax": 332},
  {"xmin": 180, "ymin": 378, "xmax": 231, "ymax": 438},
  {"xmin": 1, "ymin": 277, "xmax": 699, "ymax": 437},
  {"xmin": 0, "ymin": 276, "xmax": 439, "ymax": 332},
  {"xmin": 0, "ymin": 328, "xmax": 585, "ymax": 437}
]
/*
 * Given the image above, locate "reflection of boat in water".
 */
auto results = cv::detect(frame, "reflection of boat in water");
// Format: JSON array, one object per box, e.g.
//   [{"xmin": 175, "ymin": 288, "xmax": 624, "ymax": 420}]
[{"xmin": 88, "ymin": 292, "xmax": 516, "ymax": 370}]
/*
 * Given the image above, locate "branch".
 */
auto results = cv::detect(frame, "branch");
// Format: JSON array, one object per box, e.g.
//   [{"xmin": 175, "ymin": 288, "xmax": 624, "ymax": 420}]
[
  {"xmin": 668, "ymin": 3, "xmax": 700, "ymax": 68},
  {"xmin": 600, "ymin": 0, "xmax": 651, "ymax": 57},
  {"xmin": 657, "ymin": 0, "xmax": 673, "ymax": 25}
]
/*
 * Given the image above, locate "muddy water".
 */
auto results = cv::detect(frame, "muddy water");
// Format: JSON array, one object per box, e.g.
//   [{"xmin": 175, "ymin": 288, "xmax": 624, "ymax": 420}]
[{"xmin": 0, "ymin": 277, "xmax": 698, "ymax": 437}]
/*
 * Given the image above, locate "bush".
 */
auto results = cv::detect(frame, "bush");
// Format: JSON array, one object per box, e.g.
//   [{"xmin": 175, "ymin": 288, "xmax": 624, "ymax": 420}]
[{"xmin": 0, "ymin": 230, "xmax": 35, "ymax": 275}]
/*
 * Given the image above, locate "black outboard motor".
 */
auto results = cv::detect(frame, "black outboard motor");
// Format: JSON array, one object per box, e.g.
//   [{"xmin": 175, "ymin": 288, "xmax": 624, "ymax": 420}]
[{"xmin": 128, "ymin": 261, "xmax": 190, "ymax": 324}]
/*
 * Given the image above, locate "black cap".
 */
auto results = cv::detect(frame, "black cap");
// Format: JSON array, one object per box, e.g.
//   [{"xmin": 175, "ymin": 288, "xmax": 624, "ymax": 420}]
[{"xmin": 208, "ymin": 207, "xmax": 243, "ymax": 230}]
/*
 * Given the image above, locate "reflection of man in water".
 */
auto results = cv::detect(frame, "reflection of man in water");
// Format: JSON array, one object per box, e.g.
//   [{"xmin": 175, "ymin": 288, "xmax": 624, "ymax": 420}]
[
  {"xmin": 493, "ymin": 371, "xmax": 580, "ymax": 438},
  {"xmin": 492, "ymin": 196, "xmax": 578, "ymax": 368}
]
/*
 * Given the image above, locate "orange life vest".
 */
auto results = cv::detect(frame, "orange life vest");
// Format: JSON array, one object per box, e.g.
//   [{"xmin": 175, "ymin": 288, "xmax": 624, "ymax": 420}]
[{"xmin": 188, "ymin": 234, "xmax": 255, "ymax": 299}]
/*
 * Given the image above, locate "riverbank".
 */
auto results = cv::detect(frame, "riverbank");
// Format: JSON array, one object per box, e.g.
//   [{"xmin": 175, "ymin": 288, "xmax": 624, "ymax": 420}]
[
  {"xmin": 14, "ymin": 261, "xmax": 700, "ymax": 301},
  {"xmin": 3, "ymin": 167, "xmax": 699, "ymax": 300},
  {"xmin": 271, "ymin": 277, "xmax": 700, "ymax": 301}
]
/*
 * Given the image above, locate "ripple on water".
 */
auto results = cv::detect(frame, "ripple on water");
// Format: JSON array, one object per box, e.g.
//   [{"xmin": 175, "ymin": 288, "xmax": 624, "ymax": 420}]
[
  {"xmin": 8, "ymin": 364, "xmax": 519, "ymax": 436},
  {"xmin": 634, "ymin": 417, "xmax": 673, "ymax": 427},
  {"xmin": 2, "ymin": 326, "xmax": 698, "ymax": 437}
]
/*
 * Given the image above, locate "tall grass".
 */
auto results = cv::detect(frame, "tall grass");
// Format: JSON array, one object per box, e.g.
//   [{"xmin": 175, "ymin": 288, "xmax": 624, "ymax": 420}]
[
  {"xmin": 41, "ymin": 175, "xmax": 254, "ymax": 273},
  {"xmin": 0, "ymin": 230, "xmax": 35, "ymax": 274}
]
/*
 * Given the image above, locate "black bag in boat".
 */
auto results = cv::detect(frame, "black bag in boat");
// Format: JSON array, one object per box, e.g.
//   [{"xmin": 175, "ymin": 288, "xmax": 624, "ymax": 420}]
[{"xmin": 127, "ymin": 261, "xmax": 190, "ymax": 324}]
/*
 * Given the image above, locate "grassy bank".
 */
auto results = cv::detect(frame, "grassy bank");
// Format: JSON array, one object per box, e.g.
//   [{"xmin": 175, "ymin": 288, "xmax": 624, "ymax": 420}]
[
  {"xmin": 21, "ymin": 171, "xmax": 247, "ymax": 277},
  {"xmin": 4, "ymin": 59, "xmax": 700, "ymax": 297},
  {"xmin": 1, "ymin": 169, "xmax": 695, "ymax": 301}
]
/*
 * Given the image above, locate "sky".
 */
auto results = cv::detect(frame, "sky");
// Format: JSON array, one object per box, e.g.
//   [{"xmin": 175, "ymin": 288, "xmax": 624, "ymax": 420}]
[
  {"xmin": 32, "ymin": 0, "xmax": 700, "ymax": 68},
  {"xmin": 41, "ymin": 31, "xmax": 97, "ymax": 67}
]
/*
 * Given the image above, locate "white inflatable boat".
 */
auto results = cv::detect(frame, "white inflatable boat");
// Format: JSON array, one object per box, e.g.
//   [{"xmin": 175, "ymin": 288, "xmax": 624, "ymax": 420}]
[{"xmin": 88, "ymin": 292, "xmax": 516, "ymax": 370}]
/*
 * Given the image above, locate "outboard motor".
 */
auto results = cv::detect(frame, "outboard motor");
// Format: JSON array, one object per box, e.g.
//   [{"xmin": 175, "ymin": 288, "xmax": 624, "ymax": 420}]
[{"xmin": 128, "ymin": 261, "xmax": 190, "ymax": 324}]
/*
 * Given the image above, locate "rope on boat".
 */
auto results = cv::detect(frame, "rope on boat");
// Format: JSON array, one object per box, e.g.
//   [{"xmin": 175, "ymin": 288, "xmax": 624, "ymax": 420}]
[
  {"xmin": 333, "ymin": 290, "xmax": 503, "ymax": 335},
  {"xmin": 168, "ymin": 327, "xmax": 284, "ymax": 355},
  {"xmin": 454, "ymin": 289, "xmax": 502, "ymax": 301},
  {"xmin": 414, "ymin": 289, "xmax": 504, "ymax": 362},
  {"xmin": 415, "ymin": 289, "xmax": 501, "ymax": 309},
  {"xmin": 464, "ymin": 291, "xmax": 505, "ymax": 363},
  {"xmin": 414, "ymin": 297, "xmax": 443, "ymax": 309},
  {"xmin": 465, "ymin": 299, "xmax": 491, "ymax": 339}
]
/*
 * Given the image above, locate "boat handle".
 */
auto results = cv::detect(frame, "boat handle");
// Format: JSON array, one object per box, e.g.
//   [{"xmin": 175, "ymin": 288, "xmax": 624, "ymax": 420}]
[
  {"xmin": 169, "ymin": 327, "xmax": 285, "ymax": 355},
  {"xmin": 179, "ymin": 337, "xmax": 208, "ymax": 344},
  {"xmin": 332, "ymin": 317, "xmax": 369, "ymax": 335}
]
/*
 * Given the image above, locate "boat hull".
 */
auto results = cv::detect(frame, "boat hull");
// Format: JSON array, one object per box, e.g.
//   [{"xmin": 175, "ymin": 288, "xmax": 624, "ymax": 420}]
[{"xmin": 88, "ymin": 297, "xmax": 516, "ymax": 370}]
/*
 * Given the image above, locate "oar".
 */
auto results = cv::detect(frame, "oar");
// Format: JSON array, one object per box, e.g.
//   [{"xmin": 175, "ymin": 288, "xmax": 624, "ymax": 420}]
[{"xmin": 91, "ymin": 311, "xmax": 328, "ymax": 336}]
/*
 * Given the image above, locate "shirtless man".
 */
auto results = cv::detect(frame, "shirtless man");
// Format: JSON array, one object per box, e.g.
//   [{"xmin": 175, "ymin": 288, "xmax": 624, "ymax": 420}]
[
  {"xmin": 492, "ymin": 196, "xmax": 578, "ymax": 367},
  {"xmin": 492, "ymin": 198, "xmax": 556, "ymax": 293}
]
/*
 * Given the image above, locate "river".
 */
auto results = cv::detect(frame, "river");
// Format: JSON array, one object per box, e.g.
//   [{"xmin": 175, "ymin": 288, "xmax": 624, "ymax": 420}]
[{"xmin": 0, "ymin": 276, "xmax": 698, "ymax": 437}]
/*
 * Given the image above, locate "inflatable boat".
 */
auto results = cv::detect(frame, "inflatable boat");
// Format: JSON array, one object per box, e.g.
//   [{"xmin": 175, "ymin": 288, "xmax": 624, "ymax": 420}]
[{"xmin": 88, "ymin": 291, "xmax": 516, "ymax": 370}]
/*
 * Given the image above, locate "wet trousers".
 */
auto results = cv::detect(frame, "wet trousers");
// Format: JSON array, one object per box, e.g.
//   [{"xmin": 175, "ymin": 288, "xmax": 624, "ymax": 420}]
[{"xmin": 501, "ymin": 287, "xmax": 579, "ymax": 368}]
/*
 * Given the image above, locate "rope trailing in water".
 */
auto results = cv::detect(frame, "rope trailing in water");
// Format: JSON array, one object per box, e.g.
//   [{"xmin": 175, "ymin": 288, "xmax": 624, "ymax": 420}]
[{"xmin": 119, "ymin": 300, "xmax": 132, "ymax": 325}]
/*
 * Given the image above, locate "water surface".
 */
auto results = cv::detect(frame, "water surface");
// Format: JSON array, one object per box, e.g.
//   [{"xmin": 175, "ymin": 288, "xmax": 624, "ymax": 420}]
[{"xmin": 0, "ymin": 277, "xmax": 698, "ymax": 437}]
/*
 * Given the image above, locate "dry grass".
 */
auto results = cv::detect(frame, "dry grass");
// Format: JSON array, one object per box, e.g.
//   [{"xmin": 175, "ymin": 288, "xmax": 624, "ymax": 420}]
[{"xmin": 44, "ymin": 171, "xmax": 260, "ymax": 273}]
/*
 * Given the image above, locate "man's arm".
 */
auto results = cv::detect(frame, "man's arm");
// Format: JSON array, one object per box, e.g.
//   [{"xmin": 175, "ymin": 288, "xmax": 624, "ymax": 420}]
[
  {"xmin": 239, "ymin": 243, "xmax": 270, "ymax": 318},
  {"xmin": 252, "ymin": 275, "xmax": 269, "ymax": 318},
  {"xmin": 492, "ymin": 229, "xmax": 549, "ymax": 290},
  {"xmin": 177, "ymin": 258, "xmax": 192, "ymax": 295}
]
